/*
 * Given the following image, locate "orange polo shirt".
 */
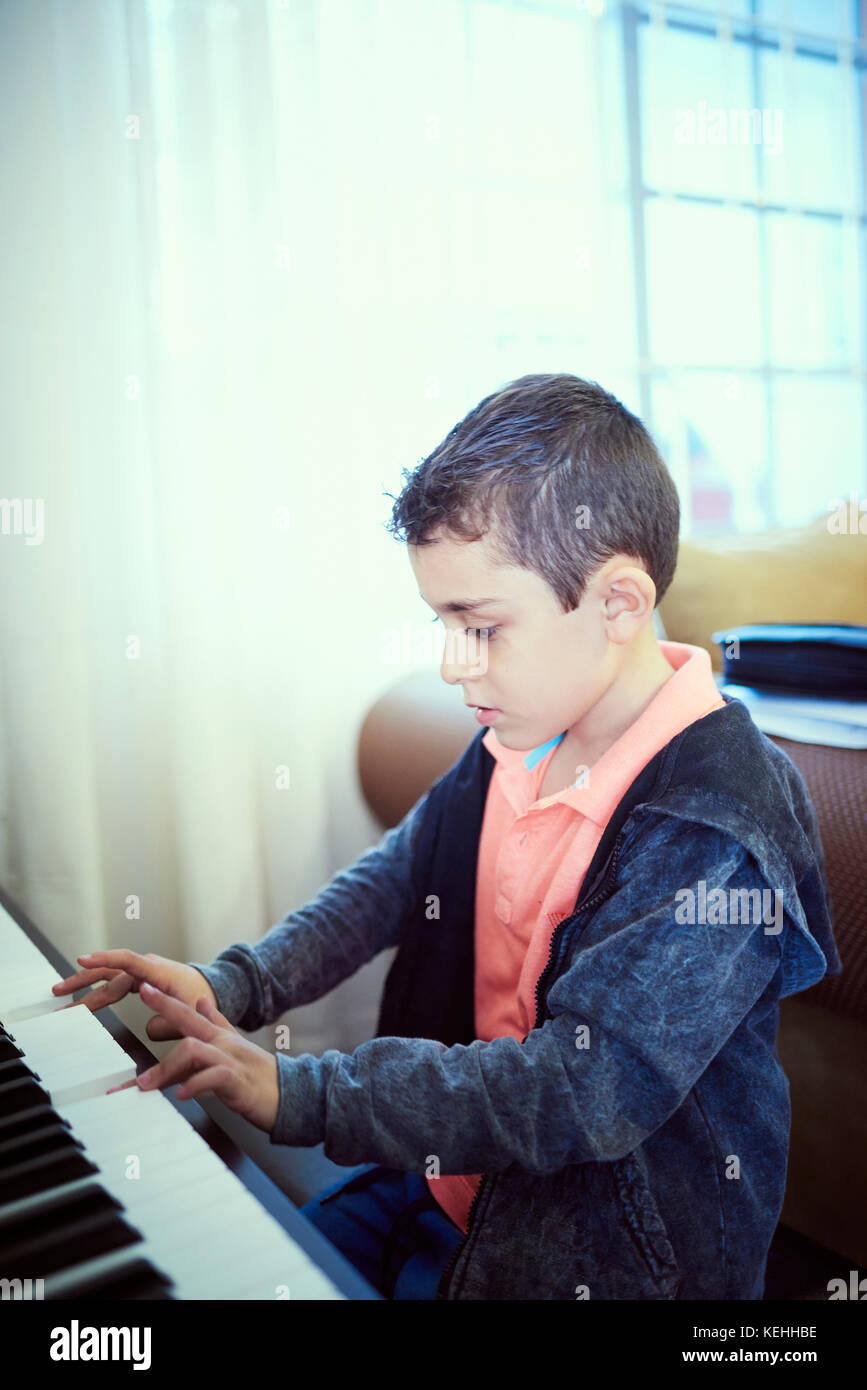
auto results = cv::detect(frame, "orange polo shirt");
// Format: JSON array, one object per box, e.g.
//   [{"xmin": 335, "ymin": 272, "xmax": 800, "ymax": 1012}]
[{"xmin": 426, "ymin": 640, "xmax": 726, "ymax": 1231}]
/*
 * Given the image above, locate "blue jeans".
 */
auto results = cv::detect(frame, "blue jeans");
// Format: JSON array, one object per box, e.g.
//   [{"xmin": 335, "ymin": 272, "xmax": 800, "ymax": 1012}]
[{"xmin": 299, "ymin": 1164, "xmax": 464, "ymax": 1300}]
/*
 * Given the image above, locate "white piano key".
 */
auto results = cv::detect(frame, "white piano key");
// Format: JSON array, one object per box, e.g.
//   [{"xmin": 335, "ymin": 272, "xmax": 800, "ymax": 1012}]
[
  {"xmin": 10, "ymin": 1006, "xmax": 137, "ymax": 1103},
  {"xmin": 0, "ymin": 967, "xmax": 68, "ymax": 1020},
  {"xmin": 0, "ymin": 993, "xmax": 70, "ymax": 1025},
  {"xmin": 62, "ymin": 1084, "xmax": 345, "ymax": 1299},
  {"xmin": 1, "ymin": 913, "xmax": 350, "ymax": 1300},
  {"xmin": 1, "ymin": 962, "xmax": 60, "ymax": 991},
  {"xmin": 0, "ymin": 909, "xmax": 106, "ymax": 1020}
]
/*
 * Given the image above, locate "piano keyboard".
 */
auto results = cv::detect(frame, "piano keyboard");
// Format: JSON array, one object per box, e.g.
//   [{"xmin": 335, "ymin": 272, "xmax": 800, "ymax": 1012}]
[{"xmin": 0, "ymin": 904, "xmax": 345, "ymax": 1300}]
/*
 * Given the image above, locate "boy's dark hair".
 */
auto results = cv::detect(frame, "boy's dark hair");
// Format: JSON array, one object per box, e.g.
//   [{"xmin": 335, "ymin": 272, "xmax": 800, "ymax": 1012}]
[{"xmin": 385, "ymin": 372, "xmax": 680, "ymax": 611}]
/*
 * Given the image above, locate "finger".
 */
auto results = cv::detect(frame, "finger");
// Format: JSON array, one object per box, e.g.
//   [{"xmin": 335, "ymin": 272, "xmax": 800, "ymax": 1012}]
[
  {"xmin": 138, "ymin": 981, "xmax": 218, "ymax": 1044},
  {"xmin": 175, "ymin": 1064, "xmax": 239, "ymax": 1104},
  {"xmin": 73, "ymin": 973, "xmax": 137, "ymax": 1012},
  {"xmin": 196, "ymin": 996, "xmax": 234, "ymax": 1031},
  {"xmin": 58, "ymin": 976, "xmax": 133, "ymax": 1012},
  {"xmin": 52, "ymin": 967, "xmax": 126, "ymax": 995},
  {"xmin": 74, "ymin": 951, "xmax": 166, "ymax": 987},
  {"xmin": 137, "ymin": 1038, "xmax": 227, "ymax": 1093},
  {"xmin": 105, "ymin": 1078, "xmax": 138, "ymax": 1095},
  {"xmin": 145, "ymin": 1014, "xmax": 183, "ymax": 1042}
]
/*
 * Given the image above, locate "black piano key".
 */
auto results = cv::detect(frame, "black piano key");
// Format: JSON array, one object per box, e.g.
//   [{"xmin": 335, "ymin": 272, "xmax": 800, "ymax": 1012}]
[
  {"xmin": 0, "ymin": 1177, "xmax": 109, "ymax": 1232},
  {"xmin": 0, "ymin": 1103, "xmax": 69, "ymax": 1143},
  {"xmin": 0, "ymin": 1058, "xmax": 35, "ymax": 1084},
  {"xmin": 54, "ymin": 1256, "xmax": 176, "ymax": 1301},
  {"xmin": 0, "ymin": 1146, "xmax": 98, "ymax": 1205},
  {"xmin": 0, "ymin": 1077, "xmax": 53, "ymax": 1118},
  {"xmin": 0, "ymin": 1037, "xmax": 24, "ymax": 1063},
  {"xmin": 0, "ymin": 1184, "xmax": 142, "ymax": 1279},
  {"xmin": 1, "ymin": 1212, "xmax": 142, "ymax": 1280},
  {"xmin": 0, "ymin": 1124, "xmax": 82, "ymax": 1171}
]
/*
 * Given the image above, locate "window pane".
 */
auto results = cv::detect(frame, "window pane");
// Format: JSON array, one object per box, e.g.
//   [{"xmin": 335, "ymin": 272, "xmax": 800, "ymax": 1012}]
[
  {"xmin": 640, "ymin": 24, "xmax": 759, "ymax": 198},
  {"xmin": 664, "ymin": 1, "xmax": 752, "ymax": 16},
  {"xmin": 652, "ymin": 373, "xmax": 768, "ymax": 535},
  {"xmin": 766, "ymin": 213, "xmax": 859, "ymax": 367},
  {"xmin": 757, "ymin": 0, "xmax": 857, "ymax": 40},
  {"xmin": 772, "ymin": 377, "xmax": 866, "ymax": 525},
  {"xmin": 646, "ymin": 200, "xmax": 763, "ymax": 365},
  {"xmin": 757, "ymin": 49, "xmax": 861, "ymax": 209}
]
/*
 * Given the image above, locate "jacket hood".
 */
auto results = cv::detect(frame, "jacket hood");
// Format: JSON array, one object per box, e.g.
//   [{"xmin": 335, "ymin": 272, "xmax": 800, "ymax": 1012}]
[{"xmin": 610, "ymin": 692, "xmax": 841, "ymax": 998}]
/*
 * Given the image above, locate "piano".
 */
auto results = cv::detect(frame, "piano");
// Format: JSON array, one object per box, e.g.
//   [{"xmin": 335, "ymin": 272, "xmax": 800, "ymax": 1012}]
[{"xmin": 0, "ymin": 886, "xmax": 380, "ymax": 1300}]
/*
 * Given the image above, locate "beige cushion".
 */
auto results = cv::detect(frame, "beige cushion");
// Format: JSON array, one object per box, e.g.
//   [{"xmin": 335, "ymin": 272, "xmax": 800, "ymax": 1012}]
[{"xmin": 658, "ymin": 511, "xmax": 867, "ymax": 671}]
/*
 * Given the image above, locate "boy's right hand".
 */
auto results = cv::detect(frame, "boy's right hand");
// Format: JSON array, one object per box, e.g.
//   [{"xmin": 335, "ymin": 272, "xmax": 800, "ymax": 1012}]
[{"xmin": 51, "ymin": 950, "xmax": 219, "ymax": 1041}]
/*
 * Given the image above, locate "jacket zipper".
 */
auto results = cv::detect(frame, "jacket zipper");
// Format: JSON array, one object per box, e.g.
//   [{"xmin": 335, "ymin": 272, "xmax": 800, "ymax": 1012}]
[
  {"xmin": 532, "ymin": 835, "xmax": 626, "ymax": 1031},
  {"xmin": 435, "ymin": 831, "xmax": 627, "ymax": 1299},
  {"xmin": 435, "ymin": 1170, "xmax": 488, "ymax": 1299}
]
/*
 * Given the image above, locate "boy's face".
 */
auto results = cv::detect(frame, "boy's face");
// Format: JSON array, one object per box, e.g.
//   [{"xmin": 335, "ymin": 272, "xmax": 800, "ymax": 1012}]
[{"xmin": 409, "ymin": 528, "xmax": 638, "ymax": 752}]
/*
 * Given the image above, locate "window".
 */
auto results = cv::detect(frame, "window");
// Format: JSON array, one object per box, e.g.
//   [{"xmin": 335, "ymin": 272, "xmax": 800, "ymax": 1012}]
[{"xmin": 626, "ymin": 0, "xmax": 866, "ymax": 535}]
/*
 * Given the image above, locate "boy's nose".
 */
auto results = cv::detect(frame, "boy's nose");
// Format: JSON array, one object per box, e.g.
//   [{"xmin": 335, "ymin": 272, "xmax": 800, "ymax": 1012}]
[
  {"xmin": 439, "ymin": 644, "xmax": 489, "ymax": 683},
  {"xmin": 439, "ymin": 630, "xmax": 488, "ymax": 683},
  {"xmin": 439, "ymin": 653, "xmax": 462, "ymax": 684}
]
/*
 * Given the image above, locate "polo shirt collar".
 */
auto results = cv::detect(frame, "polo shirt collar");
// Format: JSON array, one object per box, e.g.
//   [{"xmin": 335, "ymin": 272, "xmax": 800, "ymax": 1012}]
[{"xmin": 480, "ymin": 641, "xmax": 721, "ymax": 826}]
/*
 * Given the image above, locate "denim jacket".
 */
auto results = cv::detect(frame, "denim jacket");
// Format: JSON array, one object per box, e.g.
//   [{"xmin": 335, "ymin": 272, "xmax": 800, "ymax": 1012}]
[{"xmin": 191, "ymin": 693, "xmax": 841, "ymax": 1300}]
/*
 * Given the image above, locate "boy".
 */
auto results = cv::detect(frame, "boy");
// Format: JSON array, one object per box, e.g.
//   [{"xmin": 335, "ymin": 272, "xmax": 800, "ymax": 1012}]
[{"xmin": 62, "ymin": 374, "xmax": 840, "ymax": 1300}]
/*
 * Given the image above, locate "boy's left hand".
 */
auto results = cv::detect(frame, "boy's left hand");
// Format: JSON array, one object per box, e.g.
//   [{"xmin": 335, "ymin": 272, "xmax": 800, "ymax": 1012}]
[{"xmin": 112, "ymin": 980, "xmax": 280, "ymax": 1134}]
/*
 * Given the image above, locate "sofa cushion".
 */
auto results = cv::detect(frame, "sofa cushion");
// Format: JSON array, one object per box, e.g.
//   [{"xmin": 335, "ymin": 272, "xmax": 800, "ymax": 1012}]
[
  {"xmin": 658, "ymin": 511, "xmax": 867, "ymax": 670},
  {"xmin": 768, "ymin": 735, "xmax": 866, "ymax": 1026}
]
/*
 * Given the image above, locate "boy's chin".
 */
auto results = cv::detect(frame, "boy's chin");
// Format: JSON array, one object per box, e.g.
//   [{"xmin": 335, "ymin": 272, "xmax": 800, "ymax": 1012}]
[{"xmin": 492, "ymin": 721, "xmax": 544, "ymax": 750}]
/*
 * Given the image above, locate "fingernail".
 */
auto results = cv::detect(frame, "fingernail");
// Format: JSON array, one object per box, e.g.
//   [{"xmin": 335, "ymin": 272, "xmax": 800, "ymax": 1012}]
[
  {"xmin": 138, "ymin": 1069, "xmax": 153, "ymax": 1087},
  {"xmin": 78, "ymin": 954, "xmax": 93, "ymax": 960}
]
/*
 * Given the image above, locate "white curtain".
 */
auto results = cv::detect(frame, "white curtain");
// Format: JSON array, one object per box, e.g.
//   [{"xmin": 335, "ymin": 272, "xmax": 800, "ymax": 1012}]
[{"xmin": 0, "ymin": 0, "xmax": 632, "ymax": 1056}]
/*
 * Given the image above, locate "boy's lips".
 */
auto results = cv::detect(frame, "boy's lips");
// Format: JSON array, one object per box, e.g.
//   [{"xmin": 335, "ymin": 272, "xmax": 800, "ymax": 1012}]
[{"xmin": 466, "ymin": 703, "xmax": 502, "ymax": 724}]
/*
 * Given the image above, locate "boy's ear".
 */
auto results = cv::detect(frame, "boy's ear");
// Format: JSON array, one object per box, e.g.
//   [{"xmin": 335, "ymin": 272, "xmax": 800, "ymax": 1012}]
[{"xmin": 599, "ymin": 564, "xmax": 660, "ymax": 644}]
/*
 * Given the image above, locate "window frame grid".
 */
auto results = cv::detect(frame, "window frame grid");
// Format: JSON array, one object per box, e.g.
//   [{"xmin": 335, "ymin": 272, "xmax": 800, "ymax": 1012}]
[{"xmin": 622, "ymin": 0, "xmax": 867, "ymax": 532}]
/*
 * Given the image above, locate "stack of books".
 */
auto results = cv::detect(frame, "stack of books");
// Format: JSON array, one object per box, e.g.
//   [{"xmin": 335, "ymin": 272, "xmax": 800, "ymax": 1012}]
[{"xmin": 711, "ymin": 624, "xmax": 867, "ymax": 750}]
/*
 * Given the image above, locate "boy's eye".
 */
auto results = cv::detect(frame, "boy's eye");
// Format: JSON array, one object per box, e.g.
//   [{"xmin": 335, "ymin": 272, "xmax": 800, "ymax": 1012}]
[{"xmin": 429, "ymin": 617, "xmax": 499, "ymax": 641}]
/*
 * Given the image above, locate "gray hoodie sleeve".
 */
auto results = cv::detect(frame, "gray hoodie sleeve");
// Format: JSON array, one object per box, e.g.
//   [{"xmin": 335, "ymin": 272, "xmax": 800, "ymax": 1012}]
[
  {"xmin": 265, "ymin": 816, "xmax": 787, "ymax": 1169},
  {"xmin": 186, "ymin": 788, "xmax": 429, "ymax": 1033}
]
